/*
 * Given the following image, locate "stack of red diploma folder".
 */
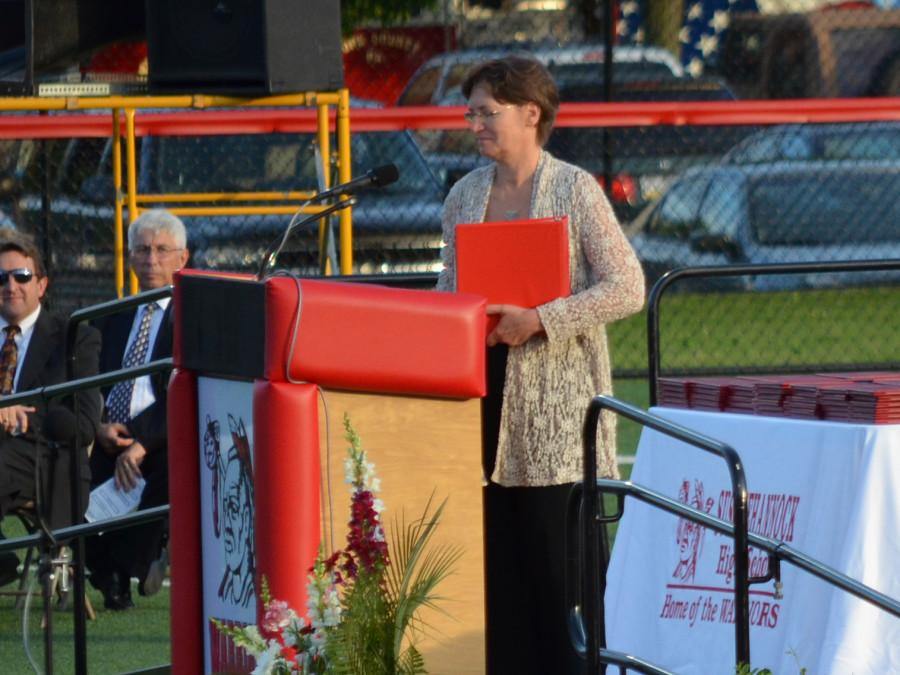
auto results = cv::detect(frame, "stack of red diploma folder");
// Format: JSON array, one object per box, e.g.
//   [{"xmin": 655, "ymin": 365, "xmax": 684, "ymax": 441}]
[
  {"xmin": 456, "ymin": 216, "xmax": 571, "ymax": 333},
  {"xmin": 657, "ymin": 371, "xmax": 900, "ymax": 424}
]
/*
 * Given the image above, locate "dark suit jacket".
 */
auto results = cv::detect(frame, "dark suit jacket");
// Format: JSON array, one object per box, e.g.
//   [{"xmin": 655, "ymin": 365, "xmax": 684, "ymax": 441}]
[
  {"xmin": 0, "ymin": 308, "xmax": 102, "ymax": 527},
  {"xmin": 15, "ymin": 309, "xmax": 102, "ymax": 441},
  {"xmin": 91, "ymin": 302, "xmax": 173, "ymax": 508}
]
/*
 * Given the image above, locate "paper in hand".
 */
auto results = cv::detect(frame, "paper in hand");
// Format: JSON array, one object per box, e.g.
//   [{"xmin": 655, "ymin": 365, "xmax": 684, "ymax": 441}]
[{"xmin": 84, "ymin": 476, "xmax": 146, "ymax": 523}]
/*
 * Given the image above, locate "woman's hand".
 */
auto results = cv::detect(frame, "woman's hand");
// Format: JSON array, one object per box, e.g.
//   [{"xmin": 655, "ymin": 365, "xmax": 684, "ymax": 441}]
[{"xmin": 486, "ymin": 305, "xmax": 545, "ymax": 347}]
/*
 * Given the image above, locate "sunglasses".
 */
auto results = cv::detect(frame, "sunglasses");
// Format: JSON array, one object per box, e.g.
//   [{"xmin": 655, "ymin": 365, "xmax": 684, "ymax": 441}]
[{"xmin": 0, "ymin": 268, "xmax": 35, "ymax": 285}]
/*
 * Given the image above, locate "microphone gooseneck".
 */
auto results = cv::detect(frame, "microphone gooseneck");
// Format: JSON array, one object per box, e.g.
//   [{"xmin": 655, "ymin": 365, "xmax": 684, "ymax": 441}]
[{"xmin": 256, "ymin": 162, "xmax": 400, "ymax": 279}]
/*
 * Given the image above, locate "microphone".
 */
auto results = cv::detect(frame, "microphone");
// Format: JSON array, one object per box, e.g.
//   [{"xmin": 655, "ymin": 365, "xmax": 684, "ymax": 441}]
[
  {"xmin": 44, "ymin": 405, "xmax": 78, "ymax": 449},
  {"xmin": 311, "ymin": 163, "xmax": 399, "ymax": 202},
  {"xmin": 256, "ymin": 197, "xmax": 356, "ymax": 279},
  {"xmin": 256, "ymin": 164, "xmax": 398, "ymax": 279}
]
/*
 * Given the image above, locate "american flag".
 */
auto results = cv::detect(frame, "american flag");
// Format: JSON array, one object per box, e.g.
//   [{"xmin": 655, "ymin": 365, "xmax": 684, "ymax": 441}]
[
  {"xmin": 680, "ymin": 0, "xmax": 759, "ymax": 77},
  {"xmin": 616, "ymin": 0, "xmax": 646, "ymax": 45},
  {"xmin": 615, "ymin": 0, "xmax": 761, "ymax": 76}
]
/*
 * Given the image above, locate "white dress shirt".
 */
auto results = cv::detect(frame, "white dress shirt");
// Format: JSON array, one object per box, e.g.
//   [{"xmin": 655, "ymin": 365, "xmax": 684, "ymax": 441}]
[{"xmin": 105, "ymin": 297, "xmax": 170, "ymax": 421}]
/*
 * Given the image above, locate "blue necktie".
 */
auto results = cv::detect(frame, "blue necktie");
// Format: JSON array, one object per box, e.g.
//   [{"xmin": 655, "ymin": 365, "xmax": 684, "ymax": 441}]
[{"xmin": 106, "ymin": 304, "xmax": 157, "ymax": 424}]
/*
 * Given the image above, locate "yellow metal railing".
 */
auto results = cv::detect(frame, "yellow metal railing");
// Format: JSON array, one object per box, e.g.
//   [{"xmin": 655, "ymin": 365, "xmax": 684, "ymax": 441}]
[{"xmin": 0, "ymin": 91, "xmax": 353, "ymax": 296}]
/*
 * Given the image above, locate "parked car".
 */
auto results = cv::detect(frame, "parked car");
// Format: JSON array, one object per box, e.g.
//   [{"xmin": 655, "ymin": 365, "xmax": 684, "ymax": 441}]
[
  {"xmin": 715, "ymin": 6, "xmax": 900, "ymax": 99},
  {"xmin": 139, "ymin": 128, "xmax": 445, "ymax": 275},
  {"xmin": 422, "ymin": 75, "xmax": 754, "ymax": 224},
  {"xmin": 7, "ymin": 115, "xmax": 447, "ymax": 310},
  {"xmin": 627, "ymin": 160, "xmax": 900, "ymax": 291},
  {"xmin": 545, "ymin": 76, "xmax": 753, "ymax": 223},
  {"xmin": 397, "ymin": 42, "xmax": 683, "ymax": 107},
  {"xmin": 722, "ymin": 121, "xmax": 900, "ymax": 164}
]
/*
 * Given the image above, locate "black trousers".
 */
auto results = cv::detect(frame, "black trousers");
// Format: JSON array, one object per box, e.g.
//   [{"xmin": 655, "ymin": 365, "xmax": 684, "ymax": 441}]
[
  {"xmin": 85, "ymin": 447, "xmax": 168, "ymax": 582},
  {"xmin": 0, "ymin": 436, "xmax": 89, "ymax": 530},
  {"xmin": 482, "ymin": 345, "xmax": 587, "ymax": 675}
]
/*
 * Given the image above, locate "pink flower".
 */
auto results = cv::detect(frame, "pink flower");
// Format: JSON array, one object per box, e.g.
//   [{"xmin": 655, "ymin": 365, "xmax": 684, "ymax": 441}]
[{"xmin": 262, "ymin": 599, "xmax": 291, "ymax": 633}]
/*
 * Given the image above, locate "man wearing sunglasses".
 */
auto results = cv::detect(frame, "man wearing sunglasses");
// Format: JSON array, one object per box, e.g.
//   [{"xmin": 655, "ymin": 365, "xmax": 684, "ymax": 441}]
[
  {"xmin": 0, "ymin": 230, "xmax": 102, "ymax": 587},
  {"xmin": 86, "ymin": 209, "xmax": 189, "ymax": 611}
]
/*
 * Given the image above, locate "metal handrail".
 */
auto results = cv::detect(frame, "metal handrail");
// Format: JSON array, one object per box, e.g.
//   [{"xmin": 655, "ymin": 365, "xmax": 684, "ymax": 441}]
[
  {"xmin": 647, "ymin": 259, "xmax": 900, "ymax": 405},
  {"xmin": 0, "ymin": 505, "xmax": 169, "ymax": 554},
  {"xmin": 597, "ymin": 479, "xmax": 900, "ymax": 618},
  {"xmin": 572, "ymin": 395, "xmax": 900, "ymax": 673},
  {"xmin": 63, "ymin": 285, "xmax": 174, "ymax": 675},
  {"xmin": 565, "ymin": 485, "xmax": 675, "ymax": 675},
  {"xmin": 577, "ymin": 395, "xmax": 751, "ymax": 671}
]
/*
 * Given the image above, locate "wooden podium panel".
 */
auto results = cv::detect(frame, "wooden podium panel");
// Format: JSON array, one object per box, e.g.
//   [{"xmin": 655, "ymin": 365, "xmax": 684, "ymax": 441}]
[{"xmin": 318, "ymin": 390, "xmax": 485, "ymax": 674}]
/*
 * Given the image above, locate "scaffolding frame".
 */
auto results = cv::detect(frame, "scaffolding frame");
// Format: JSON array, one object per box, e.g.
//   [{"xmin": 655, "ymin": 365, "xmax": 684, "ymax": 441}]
[{"xmin": 0, "ymin": 90, "xmax": 353, "ymax": 295}]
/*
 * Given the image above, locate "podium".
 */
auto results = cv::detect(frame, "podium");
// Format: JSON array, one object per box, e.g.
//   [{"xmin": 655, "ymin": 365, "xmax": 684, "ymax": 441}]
[{"xmin": 167, "ymin": 271, "xmax": 487, "ymax": 674}]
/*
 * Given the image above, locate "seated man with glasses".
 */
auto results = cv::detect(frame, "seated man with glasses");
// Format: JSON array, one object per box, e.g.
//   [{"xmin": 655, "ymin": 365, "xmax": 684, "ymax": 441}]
[
  {"xmin": 86, "ymin": 209, "xmax": 189, "ymax": 610},
  {"xmin": 0, "ymin": 230, "xmax": 101, "ymax": 587}
]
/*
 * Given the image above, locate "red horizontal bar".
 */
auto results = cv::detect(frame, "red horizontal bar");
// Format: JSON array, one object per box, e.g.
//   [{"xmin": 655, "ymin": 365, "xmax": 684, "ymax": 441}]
[{"xmin": 2, "ymin": 98, "xmax": 900, "ymax": 139}]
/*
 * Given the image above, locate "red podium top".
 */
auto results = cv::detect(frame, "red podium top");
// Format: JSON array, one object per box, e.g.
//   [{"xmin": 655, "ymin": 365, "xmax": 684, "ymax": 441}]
[{"xmin": 174, "ymin": 271, "xmax": 486, "ymax": 398}]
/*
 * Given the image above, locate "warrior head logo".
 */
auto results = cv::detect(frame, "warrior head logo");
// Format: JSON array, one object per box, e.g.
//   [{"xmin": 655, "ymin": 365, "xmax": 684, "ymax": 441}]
[
  {"xmin": 672, "ymin": 479, "xmax": 711, "ymax": 582},
  {"xmin": 204, "ymin": 413, "xmax": 255, "ymax": 608}
]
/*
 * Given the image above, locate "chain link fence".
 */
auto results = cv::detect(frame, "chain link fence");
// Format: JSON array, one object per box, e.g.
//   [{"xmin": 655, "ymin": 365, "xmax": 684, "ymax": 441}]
[{"xmin": 1, "ymin": 1, "xmax": 899, "ymax": 375}]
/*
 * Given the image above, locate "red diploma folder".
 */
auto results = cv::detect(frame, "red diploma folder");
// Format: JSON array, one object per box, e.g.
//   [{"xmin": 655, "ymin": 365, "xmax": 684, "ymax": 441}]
[{"xmin": 456, "ymin": 216, "xmax": 570, "ymax": 334}]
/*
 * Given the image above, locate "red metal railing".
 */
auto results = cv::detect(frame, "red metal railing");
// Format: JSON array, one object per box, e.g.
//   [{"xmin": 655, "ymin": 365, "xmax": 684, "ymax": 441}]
[{"xmin": 3, "ymin": 98, "xmax": 900, "ymax": 139}]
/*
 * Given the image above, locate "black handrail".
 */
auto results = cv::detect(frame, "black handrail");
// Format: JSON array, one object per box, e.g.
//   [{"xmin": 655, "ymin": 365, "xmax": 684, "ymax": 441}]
[
  {"xmin": 579, "ymin": 395, "xmax": 751, "ymax": 671},
  {"xmin": 647, "ymin": 259, "xmax": 900, "ymax": 405},
  {"xmin": 65, "ymin": 284, "xmax": 174, "ymax": 675},
  {"xmin": 596, "ymin": 479, "xmax": 900, "ymax": 619},
  {"xmin": 566, "ymin": 485, "xmax": 675, "ymax": 675},
  {"xmin": 0, "ymin": 505, "xmax": 170, "ymax": 555}
]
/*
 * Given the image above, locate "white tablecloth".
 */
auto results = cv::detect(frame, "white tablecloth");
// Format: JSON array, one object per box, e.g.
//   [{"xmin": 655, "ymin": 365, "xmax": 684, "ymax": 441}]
[{"xmin": 605, "ymin": 408, "xmax": 900, "ymax": 674}]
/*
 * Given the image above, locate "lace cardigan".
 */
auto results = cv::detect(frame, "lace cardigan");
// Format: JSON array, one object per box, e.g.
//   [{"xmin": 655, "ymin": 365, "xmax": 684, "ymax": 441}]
[{"xmin": 437, "ymin": 151, "xmax": 645, "ymax": 486}]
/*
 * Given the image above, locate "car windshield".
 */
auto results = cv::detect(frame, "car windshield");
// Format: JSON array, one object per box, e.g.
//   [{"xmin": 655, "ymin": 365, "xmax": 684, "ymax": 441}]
[
  {"xmin": 545, "ymin": 78, "xmax": 744, "ymax": 164},
  {"xmin": 548, "ymin": 61, "xmax": 678, "ymax": 86},
  {"xmin": 750, "ymin": 171, "xmax": 900, "ymax": 245},
  {"xmin": 727, "ymin": 124, "xmax": 900, "ymax": 163},
  {"xmin": 153, "ymin": 131, "xmax": 440, "ymax": 197},
  {"xmin": 831, "ymin": 27, "xmax": 900, "ymax": 97}
]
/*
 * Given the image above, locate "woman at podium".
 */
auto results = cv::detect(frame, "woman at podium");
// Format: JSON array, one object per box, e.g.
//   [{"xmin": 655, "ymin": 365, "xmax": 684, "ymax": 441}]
[{"xmin": 436, "ymin": 55, "xmax": 645, "ymax": 674}]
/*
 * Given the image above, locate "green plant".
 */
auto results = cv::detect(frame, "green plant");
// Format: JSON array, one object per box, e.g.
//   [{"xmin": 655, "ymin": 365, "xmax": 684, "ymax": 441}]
[{"xmin": 217, "ymin": 415, "xmax": 460, "ymax": 674}]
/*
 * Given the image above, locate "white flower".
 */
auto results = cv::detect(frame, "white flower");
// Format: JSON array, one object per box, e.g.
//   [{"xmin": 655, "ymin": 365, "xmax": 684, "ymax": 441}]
[
  {"xmin": 241, "ymin": 626, "xmax": 266, "ymax": 654},
  {"xmin": 344, "ymin": 457, "xmax": 355, "ymax": 484},
  {"xmin": 322, "ymin": 602, "xmax": 342, "ymax": 627},
  {"xmin": 250, "ymin": 642, "xmax": 282, "ymax": 675}
]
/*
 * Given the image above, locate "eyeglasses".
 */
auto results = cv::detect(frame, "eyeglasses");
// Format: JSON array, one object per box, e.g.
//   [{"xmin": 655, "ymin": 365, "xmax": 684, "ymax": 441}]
[
  {"xmin": 463, "ymin": 105, "xmax": 514, "ymax": 125},
  {"xmin": 0, "ymin": 268, "xmax": 34, "ymax": 285},
  {"xmin": 131, "ymin": 245, "xmax": 183, "ymax": 258}
]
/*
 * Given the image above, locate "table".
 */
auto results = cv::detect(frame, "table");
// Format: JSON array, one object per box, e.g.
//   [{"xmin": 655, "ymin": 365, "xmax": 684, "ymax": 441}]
[{"xmin": 605, "ymin": 408, "xmax": 900, "ymax": 674}]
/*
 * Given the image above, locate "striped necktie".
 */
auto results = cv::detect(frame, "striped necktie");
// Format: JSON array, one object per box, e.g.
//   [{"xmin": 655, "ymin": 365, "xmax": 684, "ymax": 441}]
[
  {"xmin": 0, "ymin": 324, "xmax": 20, "ymax": 395},
  {"xmin": 106, "ymin": 304, "xmax": 157, "ymax": 424}
]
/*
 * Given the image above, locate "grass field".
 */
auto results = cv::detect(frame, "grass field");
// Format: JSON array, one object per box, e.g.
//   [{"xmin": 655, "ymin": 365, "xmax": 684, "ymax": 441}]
[
  {"xmin": 0, "ymin": 284, "xmax": 894, "ymax": 672},
  {"xmin": 608, "ymin": 284, "xmax": 899, "ymax": 373},
  {"xmin": 0, "ymin": 533, "xmax": 171, "ymax": 674}
]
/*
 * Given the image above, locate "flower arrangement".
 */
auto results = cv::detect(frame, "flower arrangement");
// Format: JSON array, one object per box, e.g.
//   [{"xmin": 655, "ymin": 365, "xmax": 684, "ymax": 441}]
[{"xmin": 216, "ymin": 414, "xmax": 461, "ymax": 674}]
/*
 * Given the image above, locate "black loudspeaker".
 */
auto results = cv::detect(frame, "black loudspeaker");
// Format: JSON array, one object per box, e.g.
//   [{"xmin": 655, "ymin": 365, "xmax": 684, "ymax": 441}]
[
  {"xmin": 145, "ymin": 0, "xmax": 344, "ymax": 95},
  {"xmin": 0, "ymin": 0, "xmax": 145, "ymax": 95}
]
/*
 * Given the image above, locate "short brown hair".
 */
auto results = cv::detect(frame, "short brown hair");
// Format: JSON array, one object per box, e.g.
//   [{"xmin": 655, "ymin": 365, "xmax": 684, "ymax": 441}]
[
  {"xmin": 462, "ymin": 55, "xmax": 560, "ymax": 145},
  {"xmin": 0, "ymin": 229, "xmax": 46, "ymax": 278}
]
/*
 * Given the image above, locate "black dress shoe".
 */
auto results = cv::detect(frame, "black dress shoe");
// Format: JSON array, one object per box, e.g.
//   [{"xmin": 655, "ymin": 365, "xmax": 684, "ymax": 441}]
[
  {"xmin": 93, "ymin": 570, "xmax": 134, "ymax": 611},
  {"xmin": 0, "ymin": 552, "xmax": 20, "ymax": 587}
]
